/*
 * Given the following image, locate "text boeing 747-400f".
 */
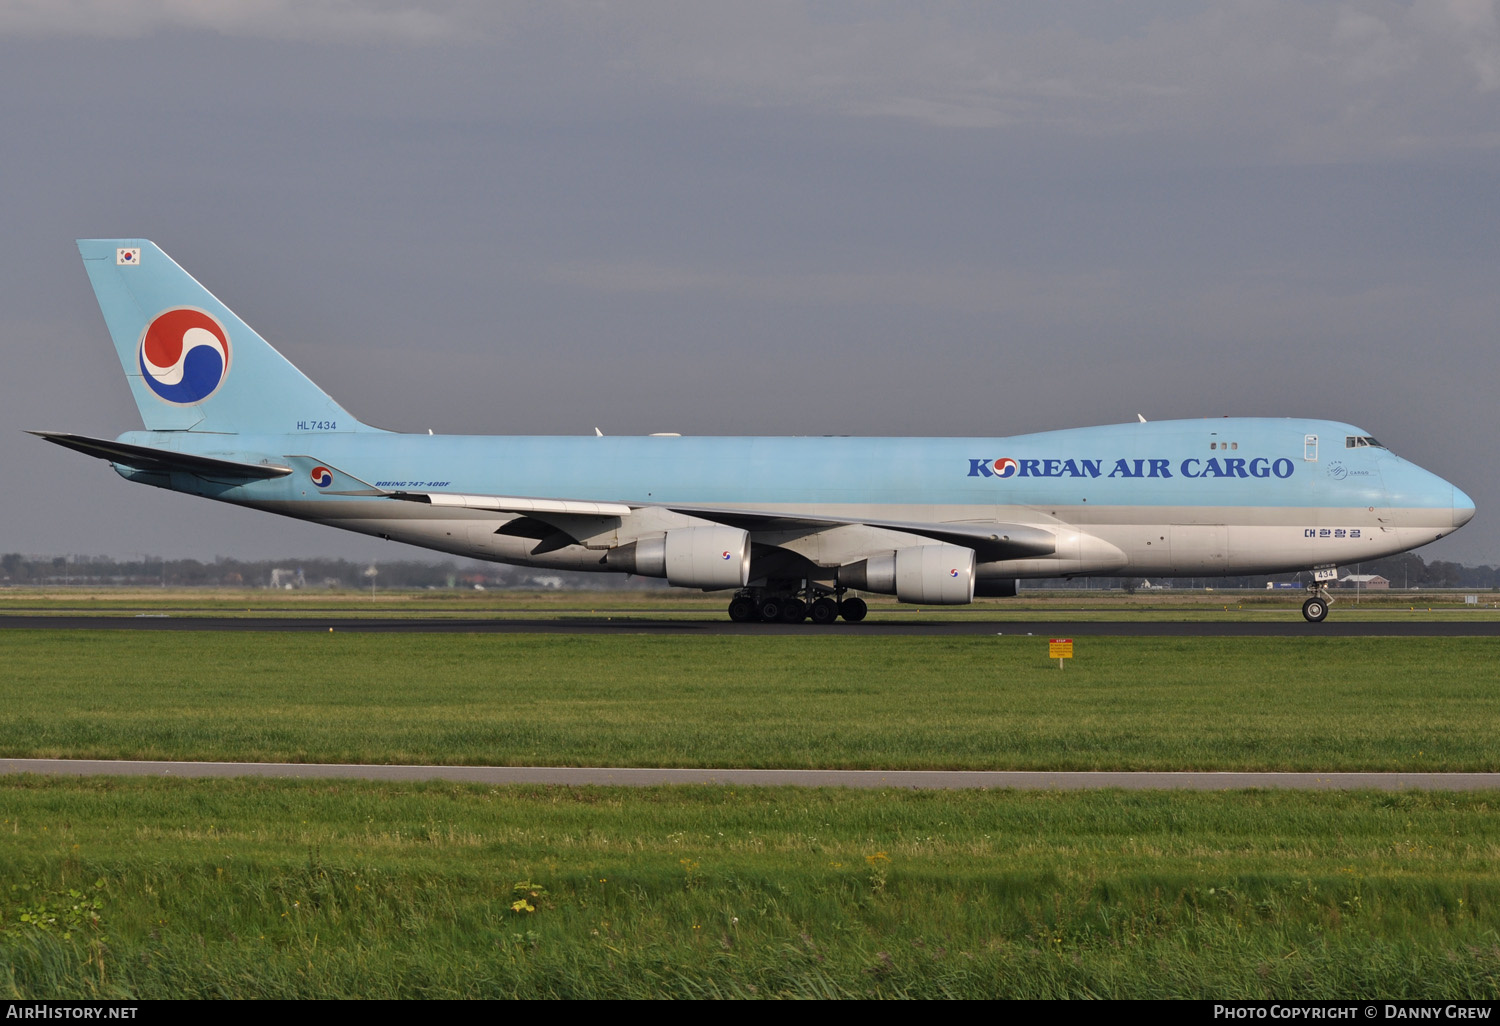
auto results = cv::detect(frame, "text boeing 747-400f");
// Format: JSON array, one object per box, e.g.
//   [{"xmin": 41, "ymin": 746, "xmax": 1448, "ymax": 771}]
[{"xmin": 35, "ymin": 240, "xmax": 1475, "ymax": 624}]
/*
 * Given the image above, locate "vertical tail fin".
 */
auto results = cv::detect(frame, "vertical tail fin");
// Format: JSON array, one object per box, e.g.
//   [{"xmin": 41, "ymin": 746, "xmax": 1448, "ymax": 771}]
[{"xmin": 78, "ymin": 239, "xmax": 375, "ymax": 434}]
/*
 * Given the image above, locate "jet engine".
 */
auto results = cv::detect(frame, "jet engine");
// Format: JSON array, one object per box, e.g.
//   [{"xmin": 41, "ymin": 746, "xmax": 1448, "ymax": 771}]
[
  {"xmin": 606, "ymin": 526, "xmax": 751, "ymax": 590},
  {"xmin": 838, "ymin": 544, "xmax": 976, "ymax": 604}
]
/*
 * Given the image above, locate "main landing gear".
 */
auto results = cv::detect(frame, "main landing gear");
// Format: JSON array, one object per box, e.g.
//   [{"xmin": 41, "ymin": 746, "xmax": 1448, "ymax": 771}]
[{"xmin": 727, "ymin": 585, "xmax": 867, "ymax": 624}]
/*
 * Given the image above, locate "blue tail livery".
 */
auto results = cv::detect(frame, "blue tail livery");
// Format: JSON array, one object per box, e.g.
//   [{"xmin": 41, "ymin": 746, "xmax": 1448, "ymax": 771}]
[{"xmin": 76, "ymin": 239, "xmax": 373, "ymax": 435}]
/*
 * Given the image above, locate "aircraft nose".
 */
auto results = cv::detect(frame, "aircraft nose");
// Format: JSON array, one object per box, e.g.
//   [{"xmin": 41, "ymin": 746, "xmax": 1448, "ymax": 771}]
[{"xmin": 1453, "ymin": 484, "xmax": 1476, "ymax": 530}]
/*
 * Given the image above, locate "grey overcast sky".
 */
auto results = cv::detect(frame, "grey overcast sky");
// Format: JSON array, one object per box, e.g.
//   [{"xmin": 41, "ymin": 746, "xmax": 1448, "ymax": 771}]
[{"xmin": 3, "ymin": 1, "xmax": 1497, "ymax": 565}]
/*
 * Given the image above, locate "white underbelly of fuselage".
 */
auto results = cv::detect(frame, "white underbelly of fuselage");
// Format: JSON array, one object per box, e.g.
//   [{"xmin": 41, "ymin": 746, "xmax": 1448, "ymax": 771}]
[{"xmin": 266, "ymin": 498, "xmax": 1452, "ymax": 581}]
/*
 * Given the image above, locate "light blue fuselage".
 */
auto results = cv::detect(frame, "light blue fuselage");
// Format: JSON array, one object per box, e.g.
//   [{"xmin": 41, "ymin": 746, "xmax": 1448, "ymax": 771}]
[{"xmin": 114, "ymin": 416, "xmax": 1471, "ymax": 582}]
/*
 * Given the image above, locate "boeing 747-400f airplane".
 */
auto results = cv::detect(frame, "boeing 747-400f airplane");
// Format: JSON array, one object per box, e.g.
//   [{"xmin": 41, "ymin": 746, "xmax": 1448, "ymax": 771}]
[{"xmin": 35, "ymin": 240, "xmax": 1475, "ymax": 623}]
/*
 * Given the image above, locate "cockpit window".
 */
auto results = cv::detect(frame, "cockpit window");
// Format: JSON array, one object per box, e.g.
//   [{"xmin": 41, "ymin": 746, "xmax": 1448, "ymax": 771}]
[{"xmin": 1345, "ymin": 436, "xmax": 1384, "ymax": 449}]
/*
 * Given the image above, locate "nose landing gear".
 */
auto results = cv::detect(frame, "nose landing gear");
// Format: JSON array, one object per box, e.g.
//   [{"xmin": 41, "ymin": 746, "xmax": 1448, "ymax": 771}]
[
  {"xmin": 1301, "ymin": 568, "xmax": 1338, "ymax": 622},
  {"xmin": 1301, "ymin": 593, "xmax": 1330, "ymax": 623}
]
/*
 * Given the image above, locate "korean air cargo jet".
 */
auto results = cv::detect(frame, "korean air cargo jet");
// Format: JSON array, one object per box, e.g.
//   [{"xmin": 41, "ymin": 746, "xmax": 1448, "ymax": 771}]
[{"xmin": 35, "ymin": 240, "xmax": 1475, "ymax": 623}]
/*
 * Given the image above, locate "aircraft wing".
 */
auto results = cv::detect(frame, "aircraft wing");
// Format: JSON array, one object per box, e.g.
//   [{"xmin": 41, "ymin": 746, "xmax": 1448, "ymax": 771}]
[
  {"xmin": 30, "ymin": 431, "xmax": 293, "ymax": 479},
  {"xmin": 388, "ymin": 490, "xmax": 1055, "ymax": 560},
  {"xmin": 659, "ymin": 504, "xmax": 1057, "ymax": 560},
  {"xmin": 388, "ymin": 492, "xmax": 632, "ymax": 517}
]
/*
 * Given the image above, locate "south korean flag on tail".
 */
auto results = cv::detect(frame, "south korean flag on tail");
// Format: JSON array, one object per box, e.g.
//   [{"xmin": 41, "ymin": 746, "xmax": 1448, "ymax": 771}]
[{"xmin": 117, "ymin": 247, "xmax": 140, "ymax": 266}]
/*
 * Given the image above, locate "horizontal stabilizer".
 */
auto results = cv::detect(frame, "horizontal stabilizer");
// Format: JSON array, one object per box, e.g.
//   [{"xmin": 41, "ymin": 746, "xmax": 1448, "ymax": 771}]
[{"xmin": 30, "ymin": 431, "xmax": 291, "ymax": 479}]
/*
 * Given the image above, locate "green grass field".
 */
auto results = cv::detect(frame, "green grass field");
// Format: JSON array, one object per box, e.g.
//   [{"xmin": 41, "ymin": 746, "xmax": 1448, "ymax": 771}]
[
  {"xmin": 4, "ymin": 779, "xmax": 1499, "ymax": 999},
  {"xmin": 2, "ymin": 612, "xmax": 1498, "ymax": 998},
  {"xmin": 0, "ymin": 631, "xmax": 1496, "ymax": 771}
]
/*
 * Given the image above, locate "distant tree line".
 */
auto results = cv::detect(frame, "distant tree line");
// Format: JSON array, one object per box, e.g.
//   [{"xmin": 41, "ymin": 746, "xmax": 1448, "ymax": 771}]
[{"xmin": 0, "ymin": 553, "xmax": 667, "ymax": 591}]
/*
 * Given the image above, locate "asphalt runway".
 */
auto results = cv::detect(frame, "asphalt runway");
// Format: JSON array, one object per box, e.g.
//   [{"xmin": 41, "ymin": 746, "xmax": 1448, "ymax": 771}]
[
  {"xmin": 5, "ymin": 759, "xmax": 1499, "ymax": 791},
  {"xmin": 1, "ymin": 613, "xmax": 1498, "ymax": 636}
]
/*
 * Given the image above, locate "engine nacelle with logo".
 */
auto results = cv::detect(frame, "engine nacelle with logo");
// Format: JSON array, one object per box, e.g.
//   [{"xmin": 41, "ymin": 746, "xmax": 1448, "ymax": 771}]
[
  {"xmin": 608, "ymin": 526, "xmax": 751, "ymax": 590},
  {"xmin": 839, "ymin": 544, "xmax": 976, "ymax": 604}
]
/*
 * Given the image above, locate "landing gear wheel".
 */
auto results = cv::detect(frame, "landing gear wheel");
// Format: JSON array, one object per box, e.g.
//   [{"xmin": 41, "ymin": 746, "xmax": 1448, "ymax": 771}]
[
  {"xmin": 1302, "ymin": 597, "xmax": 1328, "ymax": 623},
  {"xmin": 809, "ymin": 596, "xmax": 840, "ymax": 625},
  {"xmin": 728, "ymin": 596, "xmax": 756, "ymax": 623},
  {"xmin": 757, "ymin": 597, "xmax": 784, "ymax": 622},
  {"xmin": 780, "ymin": 598, "xmax": 808, "ymax": 623},
  {"xmin": 840, "ymin": 596, "xmax": 868, "ymax": 623}
]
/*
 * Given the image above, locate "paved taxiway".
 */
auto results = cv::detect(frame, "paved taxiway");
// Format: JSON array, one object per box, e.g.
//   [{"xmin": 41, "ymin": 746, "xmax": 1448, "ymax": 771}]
[
  {"xmin": 5, "ymin": 759, "xmax": 1500, "ymax": 791},
  {"xmin": 2, "ymin": 614, "xmax": 1498, "ymax": 636}
]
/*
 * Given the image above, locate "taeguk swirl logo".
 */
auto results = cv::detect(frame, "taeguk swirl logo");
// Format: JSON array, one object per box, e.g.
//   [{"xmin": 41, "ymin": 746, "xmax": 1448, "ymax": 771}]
[{"xmin": 138, "ymin": 308, "xmax": 230, "ymax": 405}]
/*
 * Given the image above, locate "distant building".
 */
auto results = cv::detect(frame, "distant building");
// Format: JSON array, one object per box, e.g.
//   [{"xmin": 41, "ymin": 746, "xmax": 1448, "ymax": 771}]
[
  {"xmin": 269, "ymin": 567, "xmax": 304, "ymax": 589},
  {"xmin": 1338, "ymin": 574, "xmax": 1389, "ymax": 590}
]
